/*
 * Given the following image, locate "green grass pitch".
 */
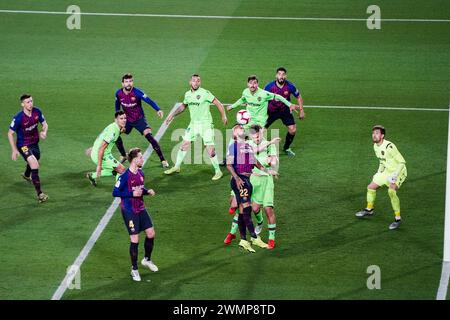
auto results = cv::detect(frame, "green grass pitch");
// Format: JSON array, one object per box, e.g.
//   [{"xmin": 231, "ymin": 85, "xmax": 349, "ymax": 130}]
[{"xmin": 0, "ymin": 0, "xmax": 449, "ymax": 299}]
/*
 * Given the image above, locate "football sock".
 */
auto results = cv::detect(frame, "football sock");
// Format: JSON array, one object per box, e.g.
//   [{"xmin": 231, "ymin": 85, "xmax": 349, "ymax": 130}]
[
  {"xmin": 254, "ymin": 210, "xmax": 264, "ymax": 225},
  {"xmin": 268, "ymin": 223, "xmax": 276, "ymax": 240},
  {"xmin": 230, "ymin": 213, "xmax": 239, "ymax": 235},
  {"xmin": 130, "ymin": 242, "xmax": 139, "ymax": 270},
  {"xmin": 283, "ymin": 132, "xmax": 295, "ymax": 150},
  {"xmin": 238, "ymin": 213, "xmax": 247, "ymax": 240},
  {"xmin": 31, "ymin": 169, "xmax": 42, "ymax": 195},
  {"xmin": 243, "ymin": 206, "xmax": 257, "ymax": 239},
  {"xmin": 115, "ymin": 136, "xmax": 127, "ymax": 157},
  {"xmin": 144, "ymin": 237, "xmax": 154, "ymax": 260},
  {"xmin": 24, "ymin": 164, "xmax": 31, "ymax": 177},
  {"xmin": 366, "ymin": 188, "xmax": 376, "ymax": 210},
  {"xmin": 175, "ymin": 149, "xmax": 187, "ymax": 168},
  {"xmin": 145, "ymin": 133, "xmax": 165, "ymax": 162},
  {"xmin": 210, "ymin": 154, "xmax": 220, "ymax": 173},
  {"xmin": 388, "ymin": 188, "xmax": 401, "ymax": 219}
]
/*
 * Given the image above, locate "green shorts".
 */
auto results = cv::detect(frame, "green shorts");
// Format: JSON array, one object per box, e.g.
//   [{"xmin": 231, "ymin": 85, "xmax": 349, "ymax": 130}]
[
  {"xmin": 91, "ymin": 152, "xmax": 120, "ymax": 171},
  {"xmin": 372, "ymin": 168, "xmax": 407, "ymax": 189},
  {"xmin": 244, "ymin": 116, "xmax": 268, "ymax": 130},
  {"xmin": 250, "ymin": 174, "xmax": 274, "ymax": 207},
  {"xmin": 183, "ymin": 122, "xmax": 215, "ymax": 145}
]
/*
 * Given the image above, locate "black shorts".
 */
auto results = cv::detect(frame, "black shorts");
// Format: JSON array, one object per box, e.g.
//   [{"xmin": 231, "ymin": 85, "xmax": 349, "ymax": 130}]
[
  {"xmin": 230, "ymin": 174, "xmax": 253, "ymax": 206},
  {"xmin": 122, "ymin": 209, "xmax": 153, "ymax": 235},
  {"xmin": 265, "ymin": 107, "xmax": 296, "ymax": 128},
  {"xmin": 124, "ymin": 117, "xmax": 151, "ymax": 135},
  {"xmin": 18, "ymin": 144, "xmax": 40, "ymax": 161}
]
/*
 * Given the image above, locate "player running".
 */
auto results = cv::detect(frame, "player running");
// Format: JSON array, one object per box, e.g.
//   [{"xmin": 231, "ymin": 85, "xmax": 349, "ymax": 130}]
[
  {"xmin": 355, "ymin": 125, "xmax": 407, "ymax": 230},
  {"xmin": 164, "ymin": 74, "xmax": 228, "ymax": 180},
  {"xmin": 8, "ymin": 94, "xmax": 49, "ymax": 203},
  {"xmin": 264, "ymin": 67, "xmax": 305, "ymax": 156},
  {"xmin": 114, "ymin": 73, "xmax": 168, "ymax": 168},
  {"xmin": 113, "ymin": 148, "xmax": 158, "ymax": 281},
  {"xmin": 226, "ymin": 124, "xmax": 277, "ymax": 253},
  {"xmin": 86, "ymin": 111, "xmax": 127, "ymax": 186},
  {"xmin": 227, "ymin": 75, "xmax": 298, "ymax": 128}
]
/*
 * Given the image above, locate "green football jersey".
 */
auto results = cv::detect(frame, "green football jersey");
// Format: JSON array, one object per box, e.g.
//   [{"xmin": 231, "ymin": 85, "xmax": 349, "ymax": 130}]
[
  {"xmin": 92, "ymin": 122, "xmax": 121, "ymax": 158},
  {"xmin": 183, "ymin": 87, "xmax": 215, "ymax": 123},
  {"xmin": 373, "ymin": 139, "xmax": 406, "ymax": 174},
  {"xmin": 249, "ymin": 139, "xmax": 277, "ymax": 176},
  {"xmin": 230, "ymin": 88, "xmax": 292, "ymax": 124}
]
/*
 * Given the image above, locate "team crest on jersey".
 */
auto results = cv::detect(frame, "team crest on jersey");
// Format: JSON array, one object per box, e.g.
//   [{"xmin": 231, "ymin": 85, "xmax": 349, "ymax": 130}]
[
  {"xmin": 197, "ymin": 95, "xmax": 201, "ymax": 100},
  {"xmin": 257, "ymin": 97, "xmax": 262, "ymax": 102},
  {"xmin": 35, "ymin": 116, "xmax": 38, "ymax": 120},
  {"xmin": 381, "ymin": 151, "xmax": 385, "ymax": 155},
  {"xmin": 140, "ymin": 177, "xmax": 144, "ymax": 182},
  {"xmin": 284, "ymin": 91, "xmax": 289, "ymax": 96},
  {"xmin": 131, "ymin": 97, "xmax": 136, "ymax": 101}
]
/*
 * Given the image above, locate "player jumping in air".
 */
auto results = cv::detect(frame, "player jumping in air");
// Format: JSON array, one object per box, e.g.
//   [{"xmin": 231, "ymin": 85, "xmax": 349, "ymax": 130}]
[
  {"xmin": 114, "ymin": 73, "xmax": 169, "ymax": 168},
  {"xmin": 264, "ymin": 67, "xmax": 305, "ymax": 156},
  {"xmin": 86, "ymin": 111, "xmax": 127, "ymax": 186},
  {"xmin": 113, "ymin": 148, "xmax": 158, "ymax": 281},
  {"xmin": 164, "ymin": 74, "xmax": 228, "ymax": 180},
  {"xmin": 355, "ymin": 125, "xmax": 407, "ymax": 230},
  {"xmin": 8, "ymin": 94, "xmax": 49, "ymax": 203}
]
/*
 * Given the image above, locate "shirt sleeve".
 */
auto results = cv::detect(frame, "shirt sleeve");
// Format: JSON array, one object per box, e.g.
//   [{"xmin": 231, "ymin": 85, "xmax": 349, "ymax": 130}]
[
  {"xmin": 102, "ymin": 127, "xmax": 117, "ymax": 144},
  {"xmin": 112, "ymin": 173, "xmax": 134, "ymax": 198},
  {"xmin": 287, "ymin": 81, "xmax": 300, "ymax": 98},
  {"xmin": 229, "ymin": 96, "xmax": 246, "ymax": 110},
  {"xmin": 9, "ymin": 114, "xmax": 20, "ymax": 132},
  {"xmin": 36, "ymin": 108, "xmax": 46, "ymax": 123},
  {"xmin": 205, "ymin": 90, "xmax": 215, "ymax": 103},
  {"xmin": 135, "ymin": 88, "xmax": 161, "ymax": 111},
  {"xmin": 264, "ymin": 82, "xmax": 273, "ymax": 92}
]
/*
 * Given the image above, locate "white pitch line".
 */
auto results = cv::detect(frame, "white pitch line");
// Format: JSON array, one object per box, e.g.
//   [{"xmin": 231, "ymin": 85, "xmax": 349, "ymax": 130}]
[
  {"xmin": 437, "ymin": 261, "xmax": 450, "ymax": 300},
  {"xmin": 51, "ymin": 103, "xmax": 181, "ymax": 300},
  {"xmin": 303, "ymin": 105, "xmax": 449, "ymax": 112},
  {"xmin": 0, "ymin": 9, "xmax": 449, "ymax": 23}
]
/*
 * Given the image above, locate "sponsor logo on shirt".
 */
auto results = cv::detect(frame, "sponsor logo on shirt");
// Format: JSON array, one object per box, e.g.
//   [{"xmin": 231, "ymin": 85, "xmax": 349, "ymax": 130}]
[
  {"xmin": 197, "ymin": 95, "xmax": 201, "ymax": 100},
  {"xmin": 25, "ymin": 123, "xmax": 38, "ymax": 131}
]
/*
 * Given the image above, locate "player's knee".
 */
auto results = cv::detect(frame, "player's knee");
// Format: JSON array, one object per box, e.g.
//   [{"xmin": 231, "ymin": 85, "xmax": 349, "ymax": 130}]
[
  {"xmin": 252, "ymin": 204, "xmax": 260, "ymax": 213},
  {"xmin": 130, "ymin": 235, "xmax": 139, "ymax": 243},
  {"xmin": 143, "ymin": 128, "xmax": 152, "ymax": 136},
  {"xmin": 288, "ymin": 125, "xmax": 296, "ymax": 134},
  {"xmin": 146, "ymin": 228, "xmax": 155, "ymax": 238}
]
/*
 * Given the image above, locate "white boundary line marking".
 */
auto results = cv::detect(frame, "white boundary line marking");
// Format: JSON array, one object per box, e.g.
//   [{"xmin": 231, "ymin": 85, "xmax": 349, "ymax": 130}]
[
  {"xmin": 224, "ymin": 104, "xmax": 448, "ymax": 112},
  {"xmin": 0, "ymin": 9, "xmax": 449, "ymax": 23},
  {"xmin": 437, "ymin": 262, "xmax": 450, "ymax": 300},
  {"xmin": 51, "ymin": 103, "xmax": 180, "ymax": 300}
]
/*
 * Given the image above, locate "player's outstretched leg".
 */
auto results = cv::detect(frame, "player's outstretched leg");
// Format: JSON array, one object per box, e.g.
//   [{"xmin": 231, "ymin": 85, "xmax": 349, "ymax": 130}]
[
  {"xmin": 144, "ymin": 132, "xmax": 168, "ymax": 168},
  {"xmin": 388, "ymin": 188, "xmax": 402, "ymax": 230},
  {"xmin": 283, "ymin": 125, "xmax": 297, "ymax": 157},
  {"xmin": 253, "ymin": 207, "xmax": 264, "ymax": 235},
  {"xmin": 207, "ymin": 147, "xmax": 222, "ymax": 180},
  {"xmin": 165, "ymin": 144, "xmax": 189, "ymax": 175}
]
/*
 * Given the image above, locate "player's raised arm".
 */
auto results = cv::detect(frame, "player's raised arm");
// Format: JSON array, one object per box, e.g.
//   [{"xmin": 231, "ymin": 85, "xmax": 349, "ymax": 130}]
[
  {"xmin": 135, "ymin": 88, "xmax": 164, "ymax": 119},
  {"xmin": 212, "ymin": 98, "xmax": 228, "ymax": 125}
]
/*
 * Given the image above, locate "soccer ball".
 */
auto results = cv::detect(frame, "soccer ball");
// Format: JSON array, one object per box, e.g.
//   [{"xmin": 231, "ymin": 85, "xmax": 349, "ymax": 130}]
[{"xmin": 236, "ymin": 109, "xmax": 250, "ymax": 125}]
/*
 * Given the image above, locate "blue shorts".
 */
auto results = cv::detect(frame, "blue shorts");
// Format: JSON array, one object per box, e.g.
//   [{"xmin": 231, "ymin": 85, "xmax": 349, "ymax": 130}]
[
  {"xmin": 122, "ymin": 209, "xmax": 153, "ymax": 235},
  {"xmin": 230, "ymin": 174, "xmax": 253, "ymax": 206},
  {"xmin": 125, "ymin": 117, "xmax": 150, "ymax": 135},
  {"xmin": 18, "ymin": 144, "xmax": 41, "ymax": 161},
  {"xmin": 265, "ymin": 107, "xmax": 295, "ymax": 128}
]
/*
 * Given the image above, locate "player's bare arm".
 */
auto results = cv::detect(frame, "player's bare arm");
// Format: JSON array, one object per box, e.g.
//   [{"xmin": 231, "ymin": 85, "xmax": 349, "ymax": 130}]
[
  {"xmin": 7, "ymin": 129, "xmax": 19, "ymax": 161},
  {"xmin": 212, "ymin": 98, "xmax": 228, "ymax": 125},
  {"xmin": 297, "ymin": 95, "xmax": 305, "ymax": 120},
  {"xmin": 40, "ymin": 121, "xmax": 48, "ymax": 140},
  {"xmin": 165, "ymin": 103, "xmax": 186, "ymax": 124}
]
